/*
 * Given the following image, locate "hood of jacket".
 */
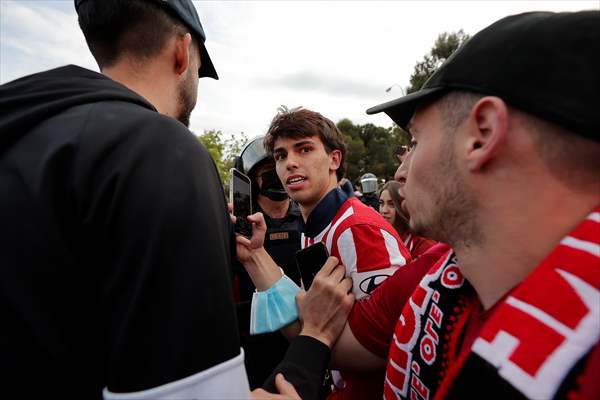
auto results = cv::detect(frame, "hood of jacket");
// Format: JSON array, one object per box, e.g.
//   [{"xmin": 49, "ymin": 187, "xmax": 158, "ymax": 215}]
[{"xmin": 0, "ymin": 65, "xmax": 155, "ymax": 150}]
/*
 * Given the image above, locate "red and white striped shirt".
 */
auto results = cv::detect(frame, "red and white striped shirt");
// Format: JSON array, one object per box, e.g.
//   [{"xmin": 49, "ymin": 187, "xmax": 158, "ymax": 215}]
[{"xmin": 302, "ymin": 195, "xmax": 412, "ymax": 299}]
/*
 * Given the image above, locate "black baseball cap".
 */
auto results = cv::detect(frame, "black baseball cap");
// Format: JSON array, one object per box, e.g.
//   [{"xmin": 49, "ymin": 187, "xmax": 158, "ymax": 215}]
[
  {"xmin": 367, "ymin": 11, "xmax": 600, "ymax": 142},
  {"xmin": 75, "ymin": 0, "xmax": 218, "ymax": 79}
]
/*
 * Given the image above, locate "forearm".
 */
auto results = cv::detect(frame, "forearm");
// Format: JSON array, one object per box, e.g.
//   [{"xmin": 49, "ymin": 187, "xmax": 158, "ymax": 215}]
[
  {"xmin": 244, "ymin": 247, "xmax": 285, "ymax": 291},
  {"xmin": 329, "ymin": 323, "xmax": 386, "ymax": 371}
]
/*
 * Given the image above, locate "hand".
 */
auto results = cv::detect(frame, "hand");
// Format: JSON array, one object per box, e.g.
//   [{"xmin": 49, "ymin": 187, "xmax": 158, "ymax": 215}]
[
  {"xmin": 251, "ymin": 373, "xmax": 300, "ymax": 399},
  {"xmin": 296, "ymin": 257, "xmax": 354, "ymax": 348},
  {"xmin": 229, "ymin": 203, "xmax": 267, "ymax": 264}
]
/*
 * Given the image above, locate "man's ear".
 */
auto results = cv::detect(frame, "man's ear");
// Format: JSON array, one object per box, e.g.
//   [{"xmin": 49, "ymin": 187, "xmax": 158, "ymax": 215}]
[
  {"xmin": 465, "ymin": 96, "xmax": 509, "ymax": 171},
  {"xmin": 329, "ymin": 149, "xmax": 342, "ymax": 172},
  {"xmin": 173, "ymin": 33, "xmax": 193, "ymax": 76}
]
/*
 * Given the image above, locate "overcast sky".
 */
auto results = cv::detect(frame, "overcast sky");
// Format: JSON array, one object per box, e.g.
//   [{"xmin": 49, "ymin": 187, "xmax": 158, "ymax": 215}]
[{"xmin": 1, "ymin": 1, "xmax": 597, "ymax": 139}]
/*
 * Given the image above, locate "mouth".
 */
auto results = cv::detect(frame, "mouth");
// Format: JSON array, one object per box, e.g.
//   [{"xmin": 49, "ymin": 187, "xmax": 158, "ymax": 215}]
[{"xmin": 286, "ymin": 175, "xmax": 307, "ymax": 190}]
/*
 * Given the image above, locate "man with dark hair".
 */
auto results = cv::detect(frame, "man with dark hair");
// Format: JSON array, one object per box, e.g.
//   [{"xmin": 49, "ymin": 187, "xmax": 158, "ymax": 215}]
[
  {"xmin": 236, "ymin": 107, "xmax": 412, "ymax": 399},
  {"xmin": 0, "ymin": 1, "xmax": 353, "ymax": 398}
]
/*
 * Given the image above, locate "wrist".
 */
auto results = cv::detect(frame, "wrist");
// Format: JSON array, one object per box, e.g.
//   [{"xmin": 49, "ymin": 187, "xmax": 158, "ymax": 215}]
[
  {"xmin": 244, "ymin": 247, "xmax": 283, "ymax": 291},
  {"xmin": 299, "ymin": 327, "xmax": 333, "ymax": 349}
]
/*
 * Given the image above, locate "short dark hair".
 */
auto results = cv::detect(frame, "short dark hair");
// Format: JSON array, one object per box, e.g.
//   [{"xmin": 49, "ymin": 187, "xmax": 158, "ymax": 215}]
[
  {"xmin": 264, "ymin": 108, "xmax": 347, "ymax": 180},
  {"xmin": 77, "ymin": 0, "xmax": 195, "ymax": 69}
]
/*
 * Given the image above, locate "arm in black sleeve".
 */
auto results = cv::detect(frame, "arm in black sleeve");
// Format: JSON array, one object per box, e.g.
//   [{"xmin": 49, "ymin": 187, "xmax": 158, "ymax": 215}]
[
  {"xmin": 262, "ymin": 335, "xmax": 331, "ymax": 400},
  {"xmin": 74, "ymin": 106, "xmax": 241, "ymax": 392}
]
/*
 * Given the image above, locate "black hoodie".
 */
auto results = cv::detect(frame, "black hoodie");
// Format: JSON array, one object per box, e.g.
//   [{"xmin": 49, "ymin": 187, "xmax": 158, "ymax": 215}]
[{"xmin": 0, "ymin": 65, "xmax": 241, "ymax": 397}]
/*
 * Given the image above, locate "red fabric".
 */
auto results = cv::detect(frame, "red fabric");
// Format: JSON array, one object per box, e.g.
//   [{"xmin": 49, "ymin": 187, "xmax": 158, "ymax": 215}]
[
  {"xmin": 348, "ymin": 243, "xmax": 451, "ymax": 359},
  {"xmin": 405, "ymin": 235, "xmax": 438, "ymax": 259},
  {"xmin": 337, "ymin": 244, "xmax": 450, "ymax": 400},
  {"xmin": 303, "ymin": 198, "xmax": 412, "ymax": 277},
  {"xmin": 300, "ymin": 198, "xmax": 411, "ymax": 399},
  {"xmin": 382, "ymin": 207, "xmax": 600, "ymax": 399}
]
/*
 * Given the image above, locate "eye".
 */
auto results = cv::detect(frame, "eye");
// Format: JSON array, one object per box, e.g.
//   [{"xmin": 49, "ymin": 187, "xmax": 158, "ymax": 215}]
[
  {"xmin": 300, "ymin": 146, "xmax": 312, "ymax": 154},
  {"xmin": 274, "ymin": 153, "xmax": 286, "ymax": 161}
]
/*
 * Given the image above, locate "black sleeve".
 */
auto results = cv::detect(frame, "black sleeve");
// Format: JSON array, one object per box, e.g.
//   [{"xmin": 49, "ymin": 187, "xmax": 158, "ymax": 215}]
[
  {"xmin": 74, "ymin": 106, "xmax": 240, "ymax": 392},
  {"xmin": 262, "ymin": 335, "xmax": 331, "ymax": 400}
]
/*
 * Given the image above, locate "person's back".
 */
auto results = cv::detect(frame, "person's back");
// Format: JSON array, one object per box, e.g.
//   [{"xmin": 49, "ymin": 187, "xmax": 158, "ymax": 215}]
[
  {"xmin": 0, "ymin": 1, "xmax": 248, "ymax": 398},
  {"xmin": 0, "ymin": 65, "xmax": 240, "ymax": 398}
]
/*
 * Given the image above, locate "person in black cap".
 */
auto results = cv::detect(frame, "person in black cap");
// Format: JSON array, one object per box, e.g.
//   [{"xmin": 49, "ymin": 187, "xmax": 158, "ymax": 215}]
[
  {"xmin": 0, "ymin": 1, "xmax": 353, "ymax": 399},
  {"xmin": 260, "ymin": 9, "xmax": 600, "ymax": 400}
]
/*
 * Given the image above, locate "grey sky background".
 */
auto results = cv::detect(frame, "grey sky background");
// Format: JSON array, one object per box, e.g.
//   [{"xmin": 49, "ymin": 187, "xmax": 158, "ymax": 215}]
[{"xmin": 1, "ymin": 1, "xmax": 597, "ymax": 139}]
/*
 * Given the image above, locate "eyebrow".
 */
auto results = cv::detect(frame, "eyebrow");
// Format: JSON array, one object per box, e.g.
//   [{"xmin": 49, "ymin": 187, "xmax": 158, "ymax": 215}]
[{"xmin": 292, "ymin": 140, "xmax": 315, "ymax": 148}]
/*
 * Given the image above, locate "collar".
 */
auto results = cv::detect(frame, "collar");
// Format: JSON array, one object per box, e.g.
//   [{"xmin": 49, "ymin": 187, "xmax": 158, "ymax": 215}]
[{"xmin": 300, "ymin": 188, "xmax": 348, "ymax": 237}]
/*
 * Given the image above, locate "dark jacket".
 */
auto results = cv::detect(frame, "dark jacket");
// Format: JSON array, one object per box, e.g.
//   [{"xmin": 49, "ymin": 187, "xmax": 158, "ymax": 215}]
[
  {"xmin": 0, "ymin": 65, "xmax": 329, "ymax": 399},
  {"xmin": 0, "ymin": 65, "xmax": 240, "ymax": 397}
]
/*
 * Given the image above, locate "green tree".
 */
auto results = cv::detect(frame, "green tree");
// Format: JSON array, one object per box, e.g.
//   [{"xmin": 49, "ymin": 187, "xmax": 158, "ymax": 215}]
[
  {"xmin": 337, "ymin": 119, "xmax": 409, "ymax": 184},
  {"xmin": 197, "ymin": 130, "xmax": 248, "ymax": 190},
  {"xmin": 407, "ymin": 30, "xmax": 470, "ymax": 94}
]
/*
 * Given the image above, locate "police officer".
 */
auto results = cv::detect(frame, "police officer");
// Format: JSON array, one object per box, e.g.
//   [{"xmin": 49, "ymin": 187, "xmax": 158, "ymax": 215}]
[
  {"xmin": 233, "ymin": 136, "xmax": 303, "ymax": 389},
  {"xmin": 359, "ymin": 172, "xmax": 380, "ymax": 211}
]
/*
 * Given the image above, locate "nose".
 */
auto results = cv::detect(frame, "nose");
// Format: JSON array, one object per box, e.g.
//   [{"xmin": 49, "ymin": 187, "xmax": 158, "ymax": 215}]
[
  {"xmin": 285, "ymin": 152, "xmax": 299, "ymax": 171},
  {"xmin": 394, "ymin": 157, "xmax": 409, "ymax": 185}
]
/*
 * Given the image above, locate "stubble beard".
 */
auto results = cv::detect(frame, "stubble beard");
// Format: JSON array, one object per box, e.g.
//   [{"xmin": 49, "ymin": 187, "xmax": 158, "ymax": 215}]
[
  {"xmin": 176, "ymin": 69, "xmax": 197, "ymax": 128},
  {"xmin": 410, "ymin": 138, "xmax": 483, "ymax": 249}
]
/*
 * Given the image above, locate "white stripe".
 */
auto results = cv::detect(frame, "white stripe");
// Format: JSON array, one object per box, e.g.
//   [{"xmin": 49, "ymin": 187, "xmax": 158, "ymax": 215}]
[
  {"xmin": 313, "ymin": 221, "xmax": 332, "ymax": 247},
  {"xmin": 325, "ymin": 206, "xmax": 355, "ymax": 253},
  {"xmin": 103, "ymin": 349, "xmax": 250, "ymax": 399},
  {"xmin": 560, "ymin": 236, "xmax": 600, "ymax": 258},
  {"xmin": 587, "ymin": 212, "xmax": 600, "ymax": 223},
  {"xmin": 337, "ymin": 228, "xmax": 357, "ymax": 275},
  {"xmin": 505, "ymin": 296, "xmax": 573, "ymax": 338},
  {"xmin": 382, "ymin": 229, "xmax": 407, "ymax": 267}
]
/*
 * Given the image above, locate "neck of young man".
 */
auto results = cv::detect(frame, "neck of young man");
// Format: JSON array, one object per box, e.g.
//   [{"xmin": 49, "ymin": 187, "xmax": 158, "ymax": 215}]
[
  {"xmin": 299, "ymin": 177, "xmax": 340, "ymax": 222},
  {"xmin": 257, "ymin": 195, "xmax": 289, "ymax": 219},
  {"xmin": 452, "ymin": 187, "xmax": 599, "ymax": 311}
]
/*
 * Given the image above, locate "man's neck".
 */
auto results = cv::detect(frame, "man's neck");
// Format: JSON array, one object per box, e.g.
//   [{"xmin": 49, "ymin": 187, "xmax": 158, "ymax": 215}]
[
  {"xmin": 102, "ymin": 62, "xmax": 176, "ymax": 118},
  {"xmin": 257, "ymin": 196, "xmax": 289, "ymax": 219},
  {"xmin": 454, "ymin": 185, "xmax": 598, "ymax": 311},
  {"xmin": 299, "ymin": 179, "xmax": 339, "ymax": 222}
]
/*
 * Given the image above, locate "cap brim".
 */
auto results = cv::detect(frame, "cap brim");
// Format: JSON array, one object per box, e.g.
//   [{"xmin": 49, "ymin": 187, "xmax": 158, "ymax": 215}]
[
  {"xmin": 198, "ymin": 42, "xmax": 218, "ymax": 80},
  {"xmin": 366, "ymin": 87, "xmax": 444, "ymax": 129}
]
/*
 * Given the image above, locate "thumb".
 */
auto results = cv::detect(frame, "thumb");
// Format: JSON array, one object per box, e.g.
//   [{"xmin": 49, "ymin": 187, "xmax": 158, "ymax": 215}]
[{"xmin": 274, "ymin": 373, "xmax": 300, "ymax": 399}]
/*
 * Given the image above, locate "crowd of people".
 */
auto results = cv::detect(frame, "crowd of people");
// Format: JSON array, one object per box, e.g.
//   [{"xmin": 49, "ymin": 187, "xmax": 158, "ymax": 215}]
[{"xmin": 0, "ymin": 0, "xmax": 598, "ymax": 399}]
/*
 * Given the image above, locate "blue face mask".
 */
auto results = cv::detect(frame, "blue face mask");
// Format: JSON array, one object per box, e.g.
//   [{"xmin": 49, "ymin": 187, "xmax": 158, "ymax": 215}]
[{"xmin": 250, "ymin": 274, "xmax": 300, "ymax": 335}]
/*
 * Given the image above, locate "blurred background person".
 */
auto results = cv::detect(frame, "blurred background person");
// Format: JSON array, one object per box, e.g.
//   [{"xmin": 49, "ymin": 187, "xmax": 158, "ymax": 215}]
[
  {"xmin": 379, "ymin": 180, "xmax": 437, "ymax": 259},
  {"xmin": 359, "ymin": 172, "xmax": 379, "ymax": 210}
]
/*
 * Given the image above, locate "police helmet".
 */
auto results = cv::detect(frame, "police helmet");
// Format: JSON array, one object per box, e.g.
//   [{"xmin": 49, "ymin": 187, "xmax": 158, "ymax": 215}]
[
  {"xmin": 234, "ymin": 136, "xmax": 269, "ymax": 177},
  {"xmin": 360, "ymin": 173, "xmax": 378, "ymax": 194}
]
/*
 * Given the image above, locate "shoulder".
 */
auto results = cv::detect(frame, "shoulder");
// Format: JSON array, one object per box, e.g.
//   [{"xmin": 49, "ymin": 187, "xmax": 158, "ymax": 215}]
[
  {"xmin": 73, "ymin": 101, "xmax": 212, "ymax": 165},
  {"xmin": 335, "ymin": 198, "xmax": 399, "ymax": 237}
]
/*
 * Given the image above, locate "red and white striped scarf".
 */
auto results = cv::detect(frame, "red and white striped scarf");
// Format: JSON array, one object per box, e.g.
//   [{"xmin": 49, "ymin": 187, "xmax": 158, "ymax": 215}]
[{"xmin": 384, "ymin": 207, "xmax": 600, "ymax": 399}]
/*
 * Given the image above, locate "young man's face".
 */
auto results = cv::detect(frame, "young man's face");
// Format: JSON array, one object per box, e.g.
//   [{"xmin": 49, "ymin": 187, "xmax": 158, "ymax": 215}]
[{"xmin": 273, "ymin": 135, "xmax": 340, "ymax": 213}]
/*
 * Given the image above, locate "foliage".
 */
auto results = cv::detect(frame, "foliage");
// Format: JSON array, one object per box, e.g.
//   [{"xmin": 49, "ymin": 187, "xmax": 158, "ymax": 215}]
[
  {"xmin": 336, "ymin": 119, "xmax": 411, "ymax": 183},
  {"xmin": 197, "ymin": 130, "xmax": 248, "ymax": 189},
  {"xmin": 407, "ymin": 30, "xmax": 470, "ymax": 94}
]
